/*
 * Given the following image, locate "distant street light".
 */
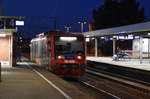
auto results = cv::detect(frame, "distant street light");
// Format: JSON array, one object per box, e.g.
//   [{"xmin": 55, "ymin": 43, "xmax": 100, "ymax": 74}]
[
  {"xmin": 78, "ymin": 21, "xmax": 87, "ymax": 33},
  {"xmin": 65, "ymin": 26, "xmax": 71, "ymax": 33}
]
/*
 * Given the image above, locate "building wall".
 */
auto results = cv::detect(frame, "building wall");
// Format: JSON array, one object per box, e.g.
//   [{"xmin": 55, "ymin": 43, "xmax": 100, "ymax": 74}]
[{"xmin": 0, "ymin": 36, "xmax": 11, "ymax": 66}]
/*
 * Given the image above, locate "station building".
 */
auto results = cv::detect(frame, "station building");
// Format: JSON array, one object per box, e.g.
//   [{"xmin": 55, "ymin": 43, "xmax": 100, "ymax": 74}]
[
  {"xmin": 0, "ymin": 30, "xmax": 16, "ymax": 67},
  {"xmin": 0, "ymin": 16, "xmax": 24, "ymax": 67}
]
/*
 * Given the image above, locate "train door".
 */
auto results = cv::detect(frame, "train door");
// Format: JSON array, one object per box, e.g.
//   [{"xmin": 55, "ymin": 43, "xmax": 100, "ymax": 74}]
[{"xmin": 46, "ymin": 40, "xmax": 52, "ymax": 71}]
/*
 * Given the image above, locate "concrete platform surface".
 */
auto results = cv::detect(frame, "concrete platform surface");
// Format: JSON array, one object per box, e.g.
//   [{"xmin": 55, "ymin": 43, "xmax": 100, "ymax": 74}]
[
  {"xmin": 0, "ymin": 66, "xmax": 66, "ymax": 99},
  {"xmin": 87, "ymin": 57, "xmax": 150, "ymax": 71}
]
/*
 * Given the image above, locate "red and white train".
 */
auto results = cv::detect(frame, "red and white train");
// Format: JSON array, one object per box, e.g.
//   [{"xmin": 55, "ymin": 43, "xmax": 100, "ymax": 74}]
[{"xmin": 30, "ymin": 32, "xmax": 86, "ymax": 77}]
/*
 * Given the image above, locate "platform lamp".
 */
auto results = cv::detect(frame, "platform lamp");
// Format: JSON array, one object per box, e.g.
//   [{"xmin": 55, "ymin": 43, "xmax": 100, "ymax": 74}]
[
  {"xmin": 78, "ymin": 21, "xmax": 87, "ymax": 33},
  {"xmin": 64, "ymin": 26, "xmax": 71, "ymax": 33}
]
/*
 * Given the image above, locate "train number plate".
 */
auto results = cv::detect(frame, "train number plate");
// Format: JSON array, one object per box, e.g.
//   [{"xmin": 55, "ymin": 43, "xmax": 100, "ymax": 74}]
[{"xmin": 64, "ymin": 60, "xmax": 75, "ymax": 63}]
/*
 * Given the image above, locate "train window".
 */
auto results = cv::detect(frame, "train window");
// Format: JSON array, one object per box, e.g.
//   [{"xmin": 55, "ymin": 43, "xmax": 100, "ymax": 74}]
[
  {"xmin": 47, "ymin": 41, "xmax": 50, "ymax": 44},
  {"xmin": 41, "ymin": 40, "xmax": 46, "ymax": 58},
  {"xmin": 54, "ymin": 36, "xmax": 84, "ymax": 56},
  {"xmin": 47, "ymin": 41, "xmax": 51, "ymax": 51}
]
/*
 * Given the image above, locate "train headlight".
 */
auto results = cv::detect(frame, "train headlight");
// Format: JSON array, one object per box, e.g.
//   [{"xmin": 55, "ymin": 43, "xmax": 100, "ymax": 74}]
[
  {"xmin": 77, "ymin": 56, "xmax": 82, "ymax": 60},
  {"xmin": 57, "ymin": 56, "xmax": 63, "ymax": 59}
]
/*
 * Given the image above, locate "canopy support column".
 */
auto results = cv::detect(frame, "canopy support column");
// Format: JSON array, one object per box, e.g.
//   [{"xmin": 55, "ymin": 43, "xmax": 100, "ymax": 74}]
[
  {"xmin": 113, "ymin": 38, "xmax": 116, "ymax": 55},
  {"xmin": 140, "ymin": 36, "xmax": 143, "ymax": 64},
  {"xmin": 95, "ymin": 38, "xmax": 98, "ymax": 57},
  {"xmin": 148, "ymin": 39, "xmax": 150, "ymax": 58}
]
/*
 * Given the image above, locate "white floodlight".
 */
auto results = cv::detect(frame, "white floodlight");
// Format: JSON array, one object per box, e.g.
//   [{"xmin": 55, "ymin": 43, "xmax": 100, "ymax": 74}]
[
  {"xmin": 118, "ymin": 36, "xmax": 125, "ymax": 40},
  {"xmin": 0, "ymin": 34, "xmax": 6, "ymax": 37},
  {"xmin": 128, "ymin": 35, "xmax": 133, "ymax": 39},
  {"xmin": 100, "ymin": 37, "xmax": 105, "ymax": 39},
  {"xmin": 110, "ymin": 38, "xmax": 113, "ymax": 40},
  {"xmin": 86, "ymin": 38, "xmax": 90, "ymax": 42},
  {"xmin": 135, "ymin": 36, "xmax": 140, "ymax": 39}
]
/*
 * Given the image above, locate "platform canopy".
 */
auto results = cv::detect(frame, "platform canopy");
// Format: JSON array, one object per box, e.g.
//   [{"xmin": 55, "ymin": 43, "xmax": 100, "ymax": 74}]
[
  {"xmin": 83, "ymin": 21, "xmax": 150, "ymax": 37},
  {"xmin": 0, "ymin": 16, "xmax": 25, "ymax": 19}
]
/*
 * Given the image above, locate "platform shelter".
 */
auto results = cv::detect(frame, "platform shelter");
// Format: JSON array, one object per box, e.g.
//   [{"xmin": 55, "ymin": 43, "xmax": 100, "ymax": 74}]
[{"xmin": 83, "ymin": 21, "xmax": 150, "ymax": 64}]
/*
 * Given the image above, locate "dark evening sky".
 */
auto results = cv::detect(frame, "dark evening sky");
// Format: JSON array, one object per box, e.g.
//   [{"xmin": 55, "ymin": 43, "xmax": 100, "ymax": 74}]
[{"xmin": 3, "ymin": 0, "xmax": 150, "ymax": 38}]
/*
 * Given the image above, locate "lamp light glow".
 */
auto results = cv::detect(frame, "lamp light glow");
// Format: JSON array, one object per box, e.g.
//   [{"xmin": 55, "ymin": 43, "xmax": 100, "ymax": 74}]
[
  {"xmin": 60, "ymin": 37, "xmax": 77, "ymax": 41},
  {"xmin": 86, "ymin": 38, "xmax": 90, "ymax": 42},
  {"xmin": 0, "ymin": 34, "xmax": 6, "ymax": 37}
]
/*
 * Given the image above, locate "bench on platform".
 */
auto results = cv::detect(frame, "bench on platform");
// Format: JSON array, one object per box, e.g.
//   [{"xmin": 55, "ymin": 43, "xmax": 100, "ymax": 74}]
[{"xmin": 113, "ymin": 52, "xmax": 131, "ymax": 61}]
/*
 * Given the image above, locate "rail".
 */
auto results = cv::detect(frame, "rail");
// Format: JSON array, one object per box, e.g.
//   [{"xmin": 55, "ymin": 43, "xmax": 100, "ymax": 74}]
[{"xmin": 86, "ymin": 63, "xmax": 150, "ymax": 92}]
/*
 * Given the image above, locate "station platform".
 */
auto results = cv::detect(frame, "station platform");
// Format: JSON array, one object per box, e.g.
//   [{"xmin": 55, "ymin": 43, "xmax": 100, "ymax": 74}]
[
  {"xmin": 0, "ymin": 58, "xmax": 90, "ymax": 99},
  {"xmin": 0, "ymin": 65, "xmax": 66, "ymax": 99},
  {"xmin": 87, "ymin": 57, "xmax": 150, "ymax": 71}
]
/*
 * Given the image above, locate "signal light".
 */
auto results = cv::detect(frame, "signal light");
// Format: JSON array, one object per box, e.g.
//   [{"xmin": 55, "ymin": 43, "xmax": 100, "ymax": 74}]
[{"xmin": 77, "ymin": 56, "xmax": 82, "ymax": 60}]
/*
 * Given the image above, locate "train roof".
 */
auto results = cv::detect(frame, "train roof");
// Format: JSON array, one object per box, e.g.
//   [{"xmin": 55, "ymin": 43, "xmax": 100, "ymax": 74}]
[
  {"xmin": 31, "ymin": 32, "xmax": 84, "ymax": 42},
  {"xmin": 35, "ymin": 31, "xmax": 84, "ymax": 37},
  {"xmin": 46, "ymin": 32, "xmax": 84, "ymax": 37}
]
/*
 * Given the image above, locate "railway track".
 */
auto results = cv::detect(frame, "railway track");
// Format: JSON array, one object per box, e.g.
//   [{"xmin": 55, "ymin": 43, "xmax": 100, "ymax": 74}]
[
  {"xmin": 64, "ymin": 65, "xmax": 149, "ymax": 99},
  {"xmin": 65, "ymin": 78, "xmax": 119, "ymax": 99},
  {"xmin": 87, "ymin": 66, "xmax": 150, "ymax": 91},
  {"xmin": 87, "ymin": 61, "xmax": 150, "ymax": 91},
  {"xmin": 76, "ymin": 62, "xmax": 150, "ymax": 99},
  {"xmin": 79, "ymin": 80, "xmax": 120, "ymax": 99},
  {"xmin": 24, "ymin": 60, "xmax": 150, "ymax": 99},
  {"xmin": 77, "ymin": 72, "xmax": 150, "ymax": 99},
  {"xmin": 87, "ymin": 61, "xmax": 150, "ymax": 84}
]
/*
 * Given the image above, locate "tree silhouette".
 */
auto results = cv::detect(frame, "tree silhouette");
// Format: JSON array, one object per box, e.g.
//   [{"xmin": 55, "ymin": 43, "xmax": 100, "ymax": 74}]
[{"xmin": 92, "ymin": 0, "xmax": 145, "ymax": 30}]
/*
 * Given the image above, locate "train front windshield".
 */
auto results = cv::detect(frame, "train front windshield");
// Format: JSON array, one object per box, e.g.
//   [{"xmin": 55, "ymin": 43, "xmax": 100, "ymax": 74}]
[{"xmin": 55, "ymin": 36, "xmax": 84, "ymax": 56}]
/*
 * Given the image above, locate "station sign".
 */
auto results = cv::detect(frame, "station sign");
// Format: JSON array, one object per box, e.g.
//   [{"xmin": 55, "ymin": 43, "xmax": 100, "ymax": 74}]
[{"xmin": 15, "ymin": 20, "xmax": 24, "ymax": 26}]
